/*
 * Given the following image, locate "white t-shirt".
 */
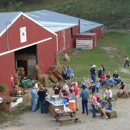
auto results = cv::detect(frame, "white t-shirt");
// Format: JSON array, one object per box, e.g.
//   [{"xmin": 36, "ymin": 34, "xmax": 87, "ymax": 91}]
[
  {"xmin": 62, "ymin": 85, "xmax": 69, "ymax": 92},
  {"xmin": 106, "ymin": 89, "xmax": 112, "ymax": 98},
  {"xmin": 35, "ymin": 83, "xmax": 38, "ymax": 88}
]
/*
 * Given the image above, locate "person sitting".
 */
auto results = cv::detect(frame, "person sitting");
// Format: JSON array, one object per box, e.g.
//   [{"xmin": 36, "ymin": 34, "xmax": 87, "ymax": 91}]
[
  {"xmin": 61, "ymin": 66, "xmax": 68, "ymax": 81},
  {"xmin": 62, "ymin": 90, "xmax": 69, "ymax": 102},
  {"xmin": 67, "ymin": 66, "xmax": 74, "ymax": 80},
  {"xmin": 101, "ymin": 64, "xmax": 105, "ymax": 73},
  {"xmin": 113, "ymin": 70, "xmax": 122, "ymax": 85},
  {"xmin": 88, "ymin": 81, "xmax": 96, "ymax": 93},
  {"xmin": 64, "ymin": 53, "xmax": 70, "ymax": 61},
  {"xmin": 119, "ymin": 81, "xmax": 129, "ymax": 98},
  {"xmin": 101, "ymin": 99, "xmax": 112, "ymax": 119},
  {"xmin": 106, "ymin": 72, "xmax": 116, "ymax": 87},
  {"xmin": 53, "ymin": 82, "xmax": 61, "ymax": 95},
  {"xmin": 105, "ymin": 86, "xmax": 113, "ymax": 100},
  {"xmin": 99, "ymin": 89, "xmax": 107, "ymax": 107},
  {"xmin": 100, "ymin": 73, "xmax": 108, "ymax": 87}
]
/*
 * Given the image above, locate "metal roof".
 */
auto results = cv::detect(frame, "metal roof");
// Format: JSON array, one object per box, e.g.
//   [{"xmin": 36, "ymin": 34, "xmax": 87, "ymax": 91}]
[
  {"xmin": 0, "ymin": 12, "xmax": 21, "ymax": 37},
  {"xmin": 25, "ymin": 10, "xmax": 103, "ymax": 33}
]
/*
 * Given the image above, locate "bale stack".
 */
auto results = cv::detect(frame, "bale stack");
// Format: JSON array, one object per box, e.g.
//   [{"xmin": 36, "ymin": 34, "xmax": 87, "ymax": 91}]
[{"xmin": 40, "ymin": 74, "xmax": 51, "ymax": 86}]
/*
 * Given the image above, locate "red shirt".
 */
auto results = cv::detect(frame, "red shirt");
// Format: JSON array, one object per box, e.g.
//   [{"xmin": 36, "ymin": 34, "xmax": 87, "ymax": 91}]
[
  {"xmin": 96, "ymin": 96, "xmax": 100, "ymax": 102},
  {"xmin": 73, "ymin": 86, "xmax": 79, "ymax": 96},
  {"xmin": 53, "ymin": 85, "xmax": 61, "ymax": 95},
  {"xmin": 100, "ymin": 75, "xmax": 106, "ymax": 82}
]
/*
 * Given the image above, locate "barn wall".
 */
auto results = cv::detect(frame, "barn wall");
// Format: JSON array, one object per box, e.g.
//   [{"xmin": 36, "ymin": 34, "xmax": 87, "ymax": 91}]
[
  {"xmin": 57, "ymin": 25, "xmax": 78, "ymax": 54},
  {"xmin": 37, "ymin": 35, "xmax": 57, "ymax": 74},
  {"xmin": 0, "ymin": 14, "xmax": 56, "ymax": 53},
  {"xmin": 85, "ymin": 26, "xmax": 102, "ymax": 40},
  {"xmin": 0, "ymin": 53, "xmax": 15, "ymax": 96}
]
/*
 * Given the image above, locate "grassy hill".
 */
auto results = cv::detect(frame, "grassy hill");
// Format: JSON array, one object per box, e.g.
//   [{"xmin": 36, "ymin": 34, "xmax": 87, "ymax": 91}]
[
  {"xmin": 1, "ymin": 0, "xmax": 129, "ymax": 29},
  {"xmin": 59, "ymin": 31, "xmax": 130, "ymax": 83}
]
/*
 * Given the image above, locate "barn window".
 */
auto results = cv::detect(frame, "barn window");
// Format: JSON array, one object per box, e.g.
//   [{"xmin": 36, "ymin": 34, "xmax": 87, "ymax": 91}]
[{"xmin": 70, "ymin": 28, "xmax": 73, "ymax": 38}]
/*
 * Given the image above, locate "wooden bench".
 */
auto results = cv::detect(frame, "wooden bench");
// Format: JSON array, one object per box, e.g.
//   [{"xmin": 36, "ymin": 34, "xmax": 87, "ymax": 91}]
[
  {"xmin": 101, "ymin": 111, "xmax": 117, "ymax": 119},
  {"xmin": 55, "ymin": 116, "xmax": 79, "ymax": 126}
]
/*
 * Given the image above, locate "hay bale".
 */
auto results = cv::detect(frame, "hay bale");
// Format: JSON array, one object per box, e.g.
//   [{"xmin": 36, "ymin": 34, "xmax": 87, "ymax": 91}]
[
  {"xmin": 101, "ymin": 111, "xmax": 117, "ymax": 119},
  {"xmin": 49, "ymin": 74, "xmax": 58, "ymax": 83},
  {"xmin": 117, "ymin": 92, "xmax": 126, "ymax": 98},
  {"xmin": 113, "ymin": 94, "xmax": 118, "ymax": 100}
]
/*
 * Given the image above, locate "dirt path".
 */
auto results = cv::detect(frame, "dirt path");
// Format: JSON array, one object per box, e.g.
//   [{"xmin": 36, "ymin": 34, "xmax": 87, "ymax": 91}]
[{"xmin": 1, "ymin": 83, "xmax": 130, "ymax": 130}]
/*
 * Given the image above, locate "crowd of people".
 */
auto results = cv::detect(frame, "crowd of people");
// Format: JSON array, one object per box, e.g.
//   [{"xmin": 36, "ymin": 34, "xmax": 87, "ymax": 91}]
[{"xmin": 30, "ymin": 63, "xmax": 129, "ymax": 120}]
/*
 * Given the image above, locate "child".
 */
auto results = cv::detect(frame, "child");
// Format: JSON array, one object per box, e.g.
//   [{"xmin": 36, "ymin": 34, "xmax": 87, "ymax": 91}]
[
  {"xmin": 95, "ymin": 79, "xmax": 100, "ymax": 94},
  {"xmin": 100, "ymin": 89, "xmax": 107, "ymax": 108}
]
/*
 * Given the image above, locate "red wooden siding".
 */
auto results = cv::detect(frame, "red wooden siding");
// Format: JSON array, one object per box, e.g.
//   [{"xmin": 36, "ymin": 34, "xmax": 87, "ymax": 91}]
[
  {"xmin": 37, "ymin": 35, "xmax": 57, "ymax": 74},
  {"xmin": 0, "ymin": 14, "xmax": 56, "ymax": 53},
  {"xmin": 57, "ymin": 25, "xmax": 78, "ymax": 54},
  {"xmin": 0, "ymin": 53, "xmax": 15, "ymax": 96}
]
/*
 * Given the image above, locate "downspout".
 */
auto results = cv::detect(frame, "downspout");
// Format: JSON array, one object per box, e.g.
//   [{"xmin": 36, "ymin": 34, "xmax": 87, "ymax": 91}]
[
  {"xmin": 56, "ymin": 34, "xmax": 59, "ymax": 65},
  {"xmin": 78, "ymin": 19, "xmax": 80, "ymax": 34}
]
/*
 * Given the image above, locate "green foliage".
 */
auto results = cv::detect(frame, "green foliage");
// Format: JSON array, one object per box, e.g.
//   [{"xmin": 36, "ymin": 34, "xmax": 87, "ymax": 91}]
[{"xmin": 0, "ymin": 84, "xmax": 8, "ymax": 92}]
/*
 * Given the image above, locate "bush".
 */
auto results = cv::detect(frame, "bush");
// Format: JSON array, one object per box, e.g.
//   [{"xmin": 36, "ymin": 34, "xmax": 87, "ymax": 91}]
[{"xmin": 0, "ymin": 84, "xmax": 8, "ymax": 93}]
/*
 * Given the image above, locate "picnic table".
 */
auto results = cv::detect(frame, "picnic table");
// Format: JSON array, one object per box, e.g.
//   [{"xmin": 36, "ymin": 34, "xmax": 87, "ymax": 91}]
[{"xmin": 54, "ymin": 110, "xmax": 79, "ymax": 126}]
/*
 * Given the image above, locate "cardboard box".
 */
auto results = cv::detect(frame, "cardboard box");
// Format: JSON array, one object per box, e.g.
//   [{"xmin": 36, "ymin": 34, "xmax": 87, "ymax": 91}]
[{"xmin": 0, "ymin": 96, "xmax": 11, "ymax": 112}]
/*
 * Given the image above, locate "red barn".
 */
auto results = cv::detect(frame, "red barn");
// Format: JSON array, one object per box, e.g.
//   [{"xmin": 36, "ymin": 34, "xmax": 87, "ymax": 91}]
[
  {"xmin": 0, "ymin": 12, "xmax": 57, "ymax": 95},
  {"xmin": 26, "ymin": 10, "xmax": 103, "ymax": 53}
]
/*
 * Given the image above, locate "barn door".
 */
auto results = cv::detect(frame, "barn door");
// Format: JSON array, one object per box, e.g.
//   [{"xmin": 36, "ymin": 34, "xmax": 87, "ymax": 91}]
[{"xmin": 27, "ymin": 59, "xmax": 36, "ymax": 78}]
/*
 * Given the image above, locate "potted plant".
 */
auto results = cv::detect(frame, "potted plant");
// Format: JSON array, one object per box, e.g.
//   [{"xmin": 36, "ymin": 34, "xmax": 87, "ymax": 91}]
[{"xmin": 0, "ymin": 84, "xmax": 8, "ymax": 94}]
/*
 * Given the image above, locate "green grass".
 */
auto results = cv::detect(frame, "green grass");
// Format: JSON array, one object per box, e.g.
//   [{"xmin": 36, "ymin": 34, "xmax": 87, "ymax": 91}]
[{"xmin": 59, "ymin": 31, "xmax": 130, "ymax": 83}]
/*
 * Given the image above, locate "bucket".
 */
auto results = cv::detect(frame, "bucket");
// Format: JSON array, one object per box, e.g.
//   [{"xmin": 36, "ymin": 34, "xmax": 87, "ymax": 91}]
[
  {"xmin": 62, "ymin": 98, "xmax": 67, "ymax": 104},
  {"xmin": 69, "ymin": 100, "xmax": 76, "ymax": 110}
]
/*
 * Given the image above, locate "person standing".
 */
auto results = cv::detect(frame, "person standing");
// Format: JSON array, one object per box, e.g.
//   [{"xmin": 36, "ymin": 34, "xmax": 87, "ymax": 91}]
[
  {"xmin": 90, "ymin": 65, "xmax": 96, "ymax": 83},
  {"xmin": 91, "ymin": 92, "xmax": 98, "ymax": 118},
  {"xmin": 80, "ymin": 85, "xmax": 90, "ymax": 115},
  {"xmin": 53, "ymin": 82, "xmax": 61, "ymax": 95},
  {"xmin": 30, "ymin": 84, "xmax": 38, "ymax": 112},
  {"xmin": 37, "ymin": 86, "xmax": 48, "ymax": 114},
  {"xmin": 124, "ymin": 56, "xmax": 129, "ymax": 67},
  {"xmin": 72, "ymin": 83, "xmax": 79, "ymax": 111}
]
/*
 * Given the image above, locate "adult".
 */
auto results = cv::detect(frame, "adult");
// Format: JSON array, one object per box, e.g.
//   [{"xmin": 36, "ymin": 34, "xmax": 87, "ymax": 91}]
[
  {"xmin": 101, "ymin": 64, "xmax": 105, "ymax": 72},
  {"xmin": 64, "ymin": 52, "xmax": 70, "ymax": 60},
  {"xmin": 53, "ymin": 82, "xmax": 61, "ymax": 95},
  {"xmin": 30, "ymin": 84, "xmax": 38, "ymax": 112},
  {"xmin": 90, "ymin": 64, "xmax": 96, "ymax": 83},
  {"xmin": 80, "ymin": 77, "xmax": 90, "ymax": 89},
  {"xmin": 61, "ymin": 66, "xmax": 68, "ymax": 81},
  {"xmin": 91, "ymin": 92, "xmax": 98, "ymax": 118},
  {"xmin": 67, "ymin": 66, "xmax": 74, "ymax": 80},
  {"xmin": 72, "ymin": 83, "xmax": 79, "ymax": 111},
  {"xmin": 106, "ymin": 72, "xmax": 116, "ymax": 87},
  {"xmin": 124, "ymin": 56, "xmax": 129, "ymax": 67},
  {"xmin": 105, "ymin": 86, "xmax": 113, "ymax": 99},
  {"xmin": 80, "ymin": 85, "xmax": 90, "ymax": 115},
  {"xmin": 71, "ymin": 78, "xmax": 78, "ymax": 88},
  {"xmin": 98, "ymin": 67, "xmax": 103, "ymax": 78},
  {"xmin": 113, "ymin": 70, "xmax": 122, "ymax": 85},
  {"xmin": 68, "ymin": 89, "xmax": 75, "ymax": 100},
  {"xmin": 37, "ymin": 86, "xmax": 48, "ymax": 114},
  {"xmin": 100, "ymin": 73, "xmax": 108, "ymax": 87},
  {"xmin": 61, "ymin": 82, "xmax": 69, "ymax": 93},
  {"xmin": 101, "ymin": 99, "xmax": 112, "ymax": 119},
  {"xmin": 119, "ymin": 81, "xmax": 129, "ymax": 98}
]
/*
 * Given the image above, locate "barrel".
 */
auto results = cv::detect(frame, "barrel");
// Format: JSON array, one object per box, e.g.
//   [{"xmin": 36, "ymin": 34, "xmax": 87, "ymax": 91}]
[{"xmin": 69, "ymin": 100, "xmax": 76, "ymax": 110}]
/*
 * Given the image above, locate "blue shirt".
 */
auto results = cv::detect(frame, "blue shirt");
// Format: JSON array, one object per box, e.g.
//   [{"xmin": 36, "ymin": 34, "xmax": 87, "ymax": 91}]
[
  {"xmin": 31, "ymin": 89, "xmax": 38, "ymax": 98},
  {"xmin": 80, "ymin": 89, "xmax": 89, "ymax": 99},
  {"xmin": 67, "ymin": 68, "xmax": 73, "ymax": 73},
  {"xmin": 108, "ymin": 104, "xmax": 112, "ymax": 111}
]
